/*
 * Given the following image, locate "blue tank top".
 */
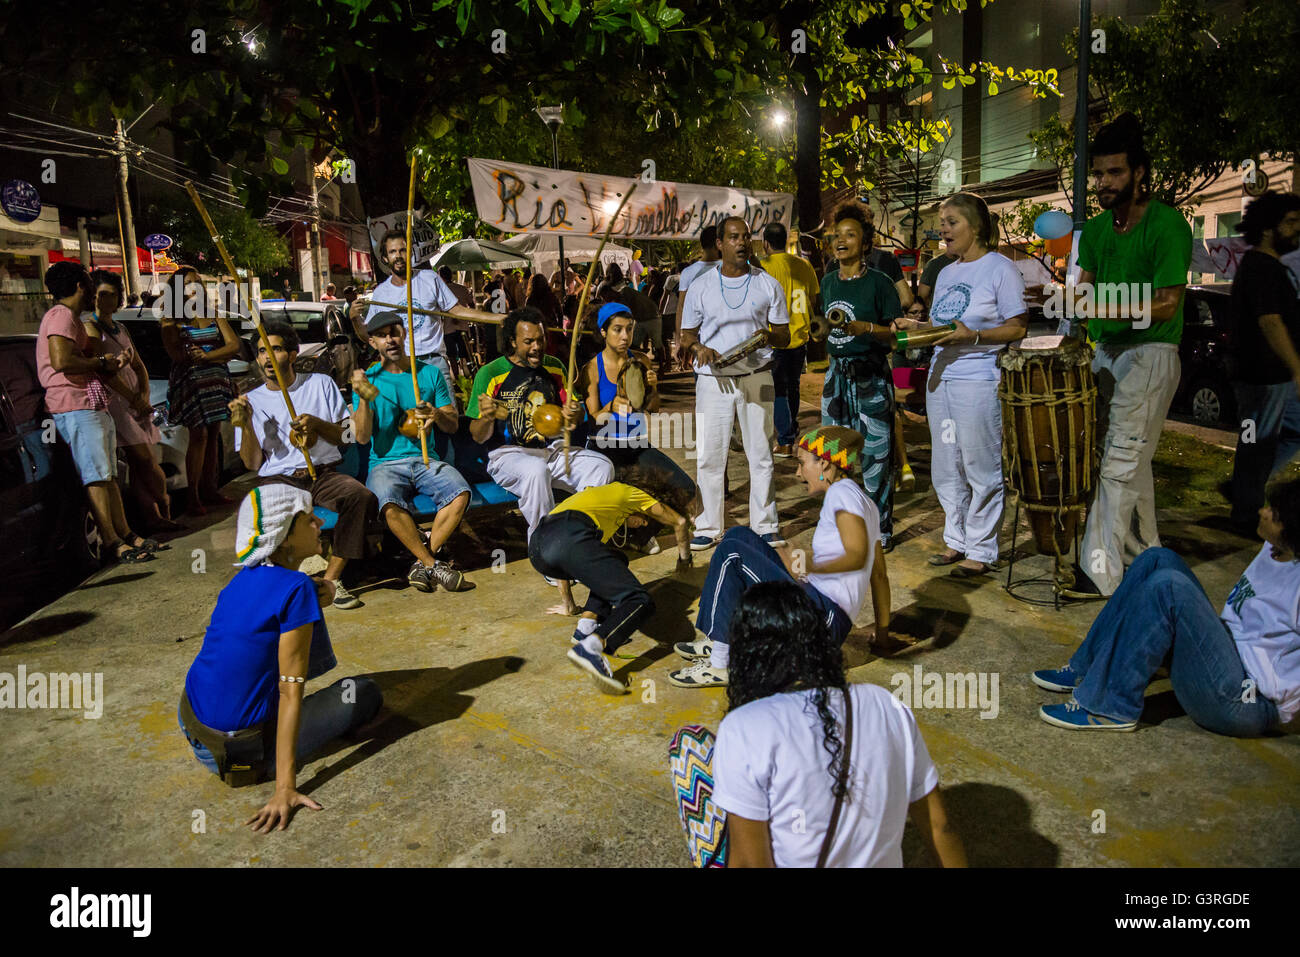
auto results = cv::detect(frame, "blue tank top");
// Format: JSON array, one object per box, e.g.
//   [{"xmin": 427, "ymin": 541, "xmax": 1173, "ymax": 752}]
[{"xmin": 595, "ymin": 351, "xmax": 647, "ymax": 445}]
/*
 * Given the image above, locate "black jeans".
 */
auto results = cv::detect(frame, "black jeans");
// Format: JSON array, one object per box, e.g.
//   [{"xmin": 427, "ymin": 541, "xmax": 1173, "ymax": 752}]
[
  {"xmin": 528, "ymin": 511, "xmax": 655, "ymax": 649},
  {"xmin": 772, "ymin": 344, "xmax": 807, "ymax": 446}
]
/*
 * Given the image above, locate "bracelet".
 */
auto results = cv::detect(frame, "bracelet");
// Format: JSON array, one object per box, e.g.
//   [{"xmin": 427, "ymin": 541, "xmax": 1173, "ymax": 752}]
[
  {"xmin": 279, "ymin": 675, "xmax": 305, "ymax": 683},
  {"xmin": 974, "ymin": 331, "xmax": 981, "ymax": 346}
]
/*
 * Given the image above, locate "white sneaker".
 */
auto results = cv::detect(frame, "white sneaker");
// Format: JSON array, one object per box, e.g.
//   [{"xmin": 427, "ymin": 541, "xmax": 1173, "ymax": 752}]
[
  {"xmin": 668, "ymin": 661, "xmax": 729, "ymax": 688},
  {"xmin": 673, "ymin": 636, "xmax": 713, "ymax": 661},
  {"xmin": 331, "ymin": 582, "xmax": 362, "ymax": 609}
]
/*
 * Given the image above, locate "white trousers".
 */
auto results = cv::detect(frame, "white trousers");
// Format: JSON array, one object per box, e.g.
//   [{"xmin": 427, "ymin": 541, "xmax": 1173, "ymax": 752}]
[
  {"xmin": 694, "ymin": 371, "xmax": 779, "ymax": 539},
  {"xmin": 1081, "ymin": 343, "xmax": 1180, "ymax": 595},
  {"xmin": 927, "ymin": 377, "xmax": 1004, "ymax": 564},
  {"xmin": 487, "ymin": 441, "xmax": 614, "ymax": 541}
]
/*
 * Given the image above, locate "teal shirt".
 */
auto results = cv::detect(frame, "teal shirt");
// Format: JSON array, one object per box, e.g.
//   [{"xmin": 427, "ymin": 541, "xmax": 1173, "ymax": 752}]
[
  {"xmin": 352, "ymin": 360, "xmax": 452, "ymax": 467},
  {"xmin": 1078, "ymin": 199, "xmax": 1192, "ymax": 346},
  {"xmin": 819, "ymin": 265, "xmax": 903, "ymax": 358}
]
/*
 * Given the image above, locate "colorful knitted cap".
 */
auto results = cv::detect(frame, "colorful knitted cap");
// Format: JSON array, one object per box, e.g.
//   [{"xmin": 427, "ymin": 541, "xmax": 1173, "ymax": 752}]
[
  {"xmin": 797, "ymin": 425, "xmax": 863, "ymax": 472},
  {"xmin": 233, "ymin": 483, "xmax": 315, "ymax": 568}
]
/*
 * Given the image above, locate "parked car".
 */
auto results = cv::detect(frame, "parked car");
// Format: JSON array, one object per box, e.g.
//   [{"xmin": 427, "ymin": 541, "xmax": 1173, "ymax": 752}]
[
  {"xmin": 0, "ymin": 335, "xmax": 115, "ymax": 629},
  {"xmin": 1173, "ymin": 284, "xmax": 1235, "ymax": 427}
]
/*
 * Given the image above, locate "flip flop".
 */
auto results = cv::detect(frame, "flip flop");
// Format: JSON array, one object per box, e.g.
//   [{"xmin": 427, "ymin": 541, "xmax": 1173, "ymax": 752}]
[
  {"xmin": 927, "ymin": 551, "xmax": 964, "ymax": 566},
  {"xmin": 109, "ymin": 542, "xmax": 156, "ymax": 565},
  {"xmin": 132, "ymin": 537, "xmax": 171, "ymax": 553}
]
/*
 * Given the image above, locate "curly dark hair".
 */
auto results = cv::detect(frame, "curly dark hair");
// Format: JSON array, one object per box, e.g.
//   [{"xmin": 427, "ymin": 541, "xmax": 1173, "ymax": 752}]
[
  {"xmin": 726, "ymin": 581, "xmax": 852, "ymax": 801},
  {"xmin": 503, "ymin": 305, "xmax": 547, "ymax": 350},
  {"xmin": 618, "ymin": 464, "xmax": 693, "ymax": 516}
]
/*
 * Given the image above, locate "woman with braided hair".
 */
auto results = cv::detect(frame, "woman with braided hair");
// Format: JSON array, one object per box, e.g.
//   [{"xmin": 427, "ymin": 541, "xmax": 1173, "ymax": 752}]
[
  {"xmin": 667, "ymin": 581, "xmax": 966, "ymax": 867},
  {"xmin": 669, "ymin": 425, "xmax": 892, "ymax": 690}
]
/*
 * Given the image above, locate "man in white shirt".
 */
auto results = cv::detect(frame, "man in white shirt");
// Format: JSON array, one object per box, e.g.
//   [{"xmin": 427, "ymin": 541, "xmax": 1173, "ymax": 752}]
[
  {"xmin": 349, "ymin": 230, "xmax": 500, "ymax": 401},
  {"xmin": 679, "ymin": 216, "xmax": 791, "ymax": 549},
  {"xmin": 229, "ymin": 320, "xmax": 378, "ymax": 610}
]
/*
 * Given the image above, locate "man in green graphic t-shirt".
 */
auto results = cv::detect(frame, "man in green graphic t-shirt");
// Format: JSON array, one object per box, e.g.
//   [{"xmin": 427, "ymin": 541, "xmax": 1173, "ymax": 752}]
[{"xmin": 1063, "ymin": 114, "xmax": 1193, "ymax": 600}]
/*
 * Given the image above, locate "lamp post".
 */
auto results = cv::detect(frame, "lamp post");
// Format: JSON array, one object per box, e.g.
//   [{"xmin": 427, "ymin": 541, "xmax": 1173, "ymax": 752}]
[
  {"xmin": 1072, "ymin": 0, "xmax": 1091, "ymax": 232},
  {"xmin": 537, "ymin": 105, "xmax": 565, "ymax": 293}
]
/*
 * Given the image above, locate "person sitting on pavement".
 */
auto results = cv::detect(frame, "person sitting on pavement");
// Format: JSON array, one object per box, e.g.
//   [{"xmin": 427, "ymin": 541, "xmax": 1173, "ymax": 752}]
[
  {"xmin": 667, "ymin": 581, "xmax": 965, "ymax": 867},
  {"xmin": 670, "ymin": 425, "xmax": 891, "ymax": 690},
  {"xmin": 1033, "ymin": 477, "xmax": 1300, "ymax": 735},
  {"xmin": 36, "ymin": 261, "xmax": 163, "ymax": 565},
  {"xmin": 350, "ymin": 311, "xmax": 475, "ymax": 595},
  {"xmin": 229, "ymin": 319, "xmax": 378, "ymax": 610},
  {"xmin": 529, "ymin": 465, "xmax": 694, "ymax": 695},
  {"xmin": 179, "ymin": 484, "xmax": 382, "ymax": 831},
  {"xmin": 466, "ymin": 306, "xmax": 614, "ymax": 544}
]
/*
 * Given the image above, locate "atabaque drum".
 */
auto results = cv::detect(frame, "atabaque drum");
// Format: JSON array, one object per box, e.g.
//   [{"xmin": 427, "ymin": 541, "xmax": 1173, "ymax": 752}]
[{"xmin": 997, "ymin": 336, "xmax": 1097, "ymax": 559}]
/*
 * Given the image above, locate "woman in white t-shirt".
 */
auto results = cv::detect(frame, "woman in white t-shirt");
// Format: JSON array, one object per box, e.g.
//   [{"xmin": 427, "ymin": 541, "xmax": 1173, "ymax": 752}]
[
  {"xmin": 669, "ymin": 425, "xmax": 890, "ymax": 689},
  {"xmin": 896, "ymin": 193, "xmax": 1027, "ymax": 579},
  {"xmin": 1034, "ymin": 480, "xmax": 1300, "ymax": 734},
  {"xmin": 668, "ymin": 580, "xmax": 966, "ymax": 867}
]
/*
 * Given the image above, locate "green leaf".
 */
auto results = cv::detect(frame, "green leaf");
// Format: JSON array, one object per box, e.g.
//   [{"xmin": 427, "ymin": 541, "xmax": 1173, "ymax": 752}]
[
  {"xmin": 494, "ymin": 98, "xmax": 509, "ymax": 125},
  {"xmin": 271, "ymin": 156, "xmax": 289, "ymax": 175},
  {"xmin": 631, "ymin": 10, "xmax": 658, "ymax": 43},
  {"xmin": 713, "ymin": 68, "xmax": 732, "ymax": 81},
  {"xmin": 942, "ymin": 77, "xmax": 956, "ymax": 89},
  {"xmin": 429, "ymin": 113, "xmax": 452, "ymax": 139},
  {"xmin": 697, "ymin": 29, "xmax": 715, "ymax": 58},
  {"xmin": 988, "ymin": 80, "xmax": 999, "ymax": 95}
]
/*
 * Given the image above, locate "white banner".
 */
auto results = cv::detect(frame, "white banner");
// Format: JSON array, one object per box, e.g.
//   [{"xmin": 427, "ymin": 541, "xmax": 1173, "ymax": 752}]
[{"xmin": 467, "ymin": 157, "xmax": 794, "ymax": 241}]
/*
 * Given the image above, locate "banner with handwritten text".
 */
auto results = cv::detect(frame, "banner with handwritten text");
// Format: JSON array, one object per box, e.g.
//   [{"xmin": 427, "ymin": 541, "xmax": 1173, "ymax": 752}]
[{"xmin": 467, "ymin": 157, "xmax": 794, "ymax": 241}]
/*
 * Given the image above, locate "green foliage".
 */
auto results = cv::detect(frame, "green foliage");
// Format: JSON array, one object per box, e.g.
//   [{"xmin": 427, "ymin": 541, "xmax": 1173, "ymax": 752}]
[{"xmin": 141, "ymin": 192, "xmax": 290, "ymax": 277}]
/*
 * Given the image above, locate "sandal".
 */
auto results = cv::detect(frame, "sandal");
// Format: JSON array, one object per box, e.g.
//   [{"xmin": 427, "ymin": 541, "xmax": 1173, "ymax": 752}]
[
  {"xmin": 949, "ymin": 562, "xmax": 990, "ymax": 579},
  {"xmin": 927, "ymin": 550, "xmax": 964, "ymax": 566},
  {"xmin": 108, "ymin": 541, "xmax": 156, "ymax": 564},
  {"xmin": 131, "ymin": 536, "xmax": 171, "ymax": 553}
]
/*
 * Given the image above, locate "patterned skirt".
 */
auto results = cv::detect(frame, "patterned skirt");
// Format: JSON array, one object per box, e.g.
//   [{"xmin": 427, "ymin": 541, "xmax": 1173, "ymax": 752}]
[
  {"xmin": 822, "ymin": 353, "xmax": 895, "ymax": 539},
  {"xmin": 168, "ymin": 363, "xmax": 236, "ymax": 428}
]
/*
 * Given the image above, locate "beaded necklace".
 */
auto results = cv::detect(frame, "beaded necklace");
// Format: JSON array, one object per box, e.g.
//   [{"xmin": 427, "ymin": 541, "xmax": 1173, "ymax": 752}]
[{"xmin": 718, "ymin": 267, "xmax": 754, "ymax": 310}]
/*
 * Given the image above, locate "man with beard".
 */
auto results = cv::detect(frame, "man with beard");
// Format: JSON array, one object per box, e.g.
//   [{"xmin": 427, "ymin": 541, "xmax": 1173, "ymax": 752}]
[
  {"xmin": 1226, "ymin": 192, "xmax": 1300, "ymax": 531},
  {"xmin": 466, "ymin": 306, "xmax": 614, "ymax": 543},
  {"xmin": 348, "ymin": 230, "xmax": 499, "ymax": 401},
  {"xmin": 351, "ymin": 311, "xmax": 475, "ymax": 594},
  {"xmin": 229, "ymin": 320, "xmax": 378, "ymax": 610},
  {"xmin": 1063, "ymin": 114, "xmax": 1193, "ymax": 599}
]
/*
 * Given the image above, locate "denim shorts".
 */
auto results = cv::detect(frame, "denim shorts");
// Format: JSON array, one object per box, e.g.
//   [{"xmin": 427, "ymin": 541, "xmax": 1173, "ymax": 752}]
[
  {"xmin": 54, "ymin": 409, "xmax": 117, "ymax": 484},
  {"xmin": 366, "ymin": 457, "xmax": 470, "ymax": 515}
]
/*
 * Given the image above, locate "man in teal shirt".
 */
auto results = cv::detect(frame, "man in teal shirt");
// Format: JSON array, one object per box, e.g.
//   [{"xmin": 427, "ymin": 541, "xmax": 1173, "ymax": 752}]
[
  {"xmin": 1064, "ymin": 114, "xmax": 1192, "ymax": 599},
  {"xmin": 351, "ymin": 311, "xmax": 475, "ymax": 594}
]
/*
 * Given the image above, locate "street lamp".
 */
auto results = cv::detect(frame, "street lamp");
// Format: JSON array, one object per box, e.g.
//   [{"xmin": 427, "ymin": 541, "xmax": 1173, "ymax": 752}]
[
  {"xmin": 769, "ymin": 108, "xmax": 788, "ymax": 128},
  {"xmin": 537, "ymin": 105, "xmax": 565, "ymax": 290}
]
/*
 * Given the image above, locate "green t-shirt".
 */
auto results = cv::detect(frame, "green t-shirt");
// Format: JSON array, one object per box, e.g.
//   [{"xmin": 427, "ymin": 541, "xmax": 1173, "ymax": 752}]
[
  {"xmin": 1078, "ymin": 199, "xmax": 1192, "ymax": 345},
  {"xmin": 352, "ymin": 360, "xmax": 452, "ymax": 467},
  {"xmin": 819, "ymin": 265, "xmax": 903, "ymax": 358}
]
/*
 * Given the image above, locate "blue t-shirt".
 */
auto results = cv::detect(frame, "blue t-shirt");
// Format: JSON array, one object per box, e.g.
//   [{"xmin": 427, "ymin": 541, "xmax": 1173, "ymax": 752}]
[
  {"xmin": 352, "ymin": 360, "xmax": 452, "ymax": 467},
  {"xmin": 184, "ymin": 565, "xmax": 336, "ymax": 732}
]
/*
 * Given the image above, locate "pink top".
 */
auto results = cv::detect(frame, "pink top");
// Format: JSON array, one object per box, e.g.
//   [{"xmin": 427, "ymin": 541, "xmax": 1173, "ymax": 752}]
[{"xmin": 37, "ymin": 305, "xmax": 100, "ymax": 414}]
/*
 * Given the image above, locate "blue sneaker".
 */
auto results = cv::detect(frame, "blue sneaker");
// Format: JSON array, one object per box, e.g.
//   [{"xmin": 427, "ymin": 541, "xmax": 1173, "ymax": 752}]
[
  {"xmin": 1039, "ymin": 697, "xmax": 1136, "ymax": 731},
  {"xmin": 760, "ymin": 532, "xmax": 786, "ymax": 546},
  {"xmin": 567, "ymin": 643, "xmax": 627, "ymax": 695},
  {"xmin": 1031, "ymin": 665, "xmax": 1082, "ymax": 693},
  {"xmin": 690, "ymin": 535, "xmax": 718, "ymax": 552}
]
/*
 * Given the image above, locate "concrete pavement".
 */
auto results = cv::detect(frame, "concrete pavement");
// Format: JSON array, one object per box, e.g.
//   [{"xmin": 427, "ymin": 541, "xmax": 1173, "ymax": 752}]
[{"xmin": 1, "ymin": 374, "xmax": 1296, "ymax": 867}]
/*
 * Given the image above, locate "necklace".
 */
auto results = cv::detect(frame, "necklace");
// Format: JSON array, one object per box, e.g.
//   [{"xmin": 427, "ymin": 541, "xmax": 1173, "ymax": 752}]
[
  {"xmin": 718, "ymin": 268, "xmax": 753, "ymax": 310},
  {"xmin": 838, "ymin": 256, "xmax": 867, "ymax": 280}
]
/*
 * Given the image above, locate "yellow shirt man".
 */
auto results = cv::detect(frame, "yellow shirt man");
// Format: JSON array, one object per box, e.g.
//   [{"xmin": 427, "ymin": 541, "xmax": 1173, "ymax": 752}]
[{"xmin": 760, "ymin": 252, "xmax": 820, "ymax": 349}]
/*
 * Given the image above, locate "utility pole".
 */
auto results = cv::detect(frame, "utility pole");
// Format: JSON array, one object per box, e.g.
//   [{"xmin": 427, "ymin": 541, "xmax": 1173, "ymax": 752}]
[
  {"xmin": 1072, "ymin": 0, "xmax": 1091, "ymax": 231},
  {"xmin": 113, "ymin": 118, "xmax": 142, "ymax": 297},
  {"xmin": 309, "ymin": 158, "xmax": 325, "ymax": 300}
]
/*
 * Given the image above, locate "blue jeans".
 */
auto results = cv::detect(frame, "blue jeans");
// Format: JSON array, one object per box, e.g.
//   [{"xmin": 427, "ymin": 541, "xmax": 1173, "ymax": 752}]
[
  {"xmin": 366, "ymin": 457, "xmax": 470, "ymax": 515},
  {"xmin": 697, "ymin": 527, "xmax": 851, "ymax": 647},
  {"xmin": 1069, "ymin": 548, "xmax": 1279, "ymax": 735},
  {"xmin": 179, "ymin": 676, "xmax": 383, "ymax": 778},
  {"xmin": 772, "ymin": 345, "xmax": 807, "ymax": 446},
  {"xmin": 1230, "ymin": 382, "xmax": 1300, "ymax": 525}
]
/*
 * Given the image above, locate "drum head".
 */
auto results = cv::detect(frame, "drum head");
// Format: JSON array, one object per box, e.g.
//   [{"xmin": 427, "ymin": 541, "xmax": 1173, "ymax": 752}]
[{"xmin": 624, "ymin": 361, "xmax": 647, "ymax": 408}]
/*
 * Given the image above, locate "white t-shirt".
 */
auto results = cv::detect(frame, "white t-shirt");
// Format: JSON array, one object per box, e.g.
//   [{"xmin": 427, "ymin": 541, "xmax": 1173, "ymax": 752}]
[
  {"xmin": 1221, "ymin": 545, "xmax": 1300, "ymax": 724},
  {"xmin": 365, "ymin": 269, "xmax": 457, "ymax": 358},
  {"xmin": 678, "ymin": 259, "xmax": 718, "ymax": 293},
  {"xmin": 236, "ymin": 372, "xmax": 348, "ymax": 476},
  {"xmin": 806, "ymin": 479, "xmax": 879, "ymax": 621},
  {"xmin": 928, "ymin": 251, "xmax": 1027, "ymax": 382},
  {"xmin": 713, "ymin": 682, "xmax": 939, "ymax": 868},
  {"xmin": 681, "ymin": 266, "xmax": 790, "ymax": 375}
]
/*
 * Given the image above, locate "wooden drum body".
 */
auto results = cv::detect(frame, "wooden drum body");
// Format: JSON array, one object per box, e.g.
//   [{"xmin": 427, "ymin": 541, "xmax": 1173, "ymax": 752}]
[{"xmin": 998, "ymin": 336, "xmax": 1097, "ymax": 558}]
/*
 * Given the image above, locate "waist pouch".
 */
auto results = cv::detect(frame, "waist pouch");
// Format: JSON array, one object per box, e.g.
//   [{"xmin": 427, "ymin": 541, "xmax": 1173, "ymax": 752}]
[{"xmin": 179, "ymin": 691, "xmax": 272, "ymax": 787}]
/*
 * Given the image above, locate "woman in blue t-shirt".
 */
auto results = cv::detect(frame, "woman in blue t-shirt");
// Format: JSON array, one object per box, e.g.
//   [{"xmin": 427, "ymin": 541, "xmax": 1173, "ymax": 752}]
[{"xmin": 179, "ymin": 484, "xmax": 382, "ymax": 831}]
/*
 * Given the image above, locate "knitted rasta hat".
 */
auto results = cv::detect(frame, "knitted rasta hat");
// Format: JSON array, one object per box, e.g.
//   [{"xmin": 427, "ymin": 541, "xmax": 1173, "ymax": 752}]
[
  {"xmin": 234, "ymin": 483, "xmax": 315, "ymax": 568},
  {"xmin": 797, "ymin": 425, "xmax": 863, "ymax": 473}
]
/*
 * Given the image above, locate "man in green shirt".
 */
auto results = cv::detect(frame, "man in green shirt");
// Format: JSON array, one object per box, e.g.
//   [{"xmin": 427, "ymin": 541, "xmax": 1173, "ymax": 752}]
[{"xmin": 1064, "ymin": 114, "xmax": 1192, "ymax": 599}]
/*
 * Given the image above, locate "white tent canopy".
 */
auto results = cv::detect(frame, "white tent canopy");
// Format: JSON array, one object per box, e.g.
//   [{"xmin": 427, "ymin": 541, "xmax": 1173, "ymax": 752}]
[{"xmin": 500, "ymin": 233, "xmax": 634, "ymax": 279}]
